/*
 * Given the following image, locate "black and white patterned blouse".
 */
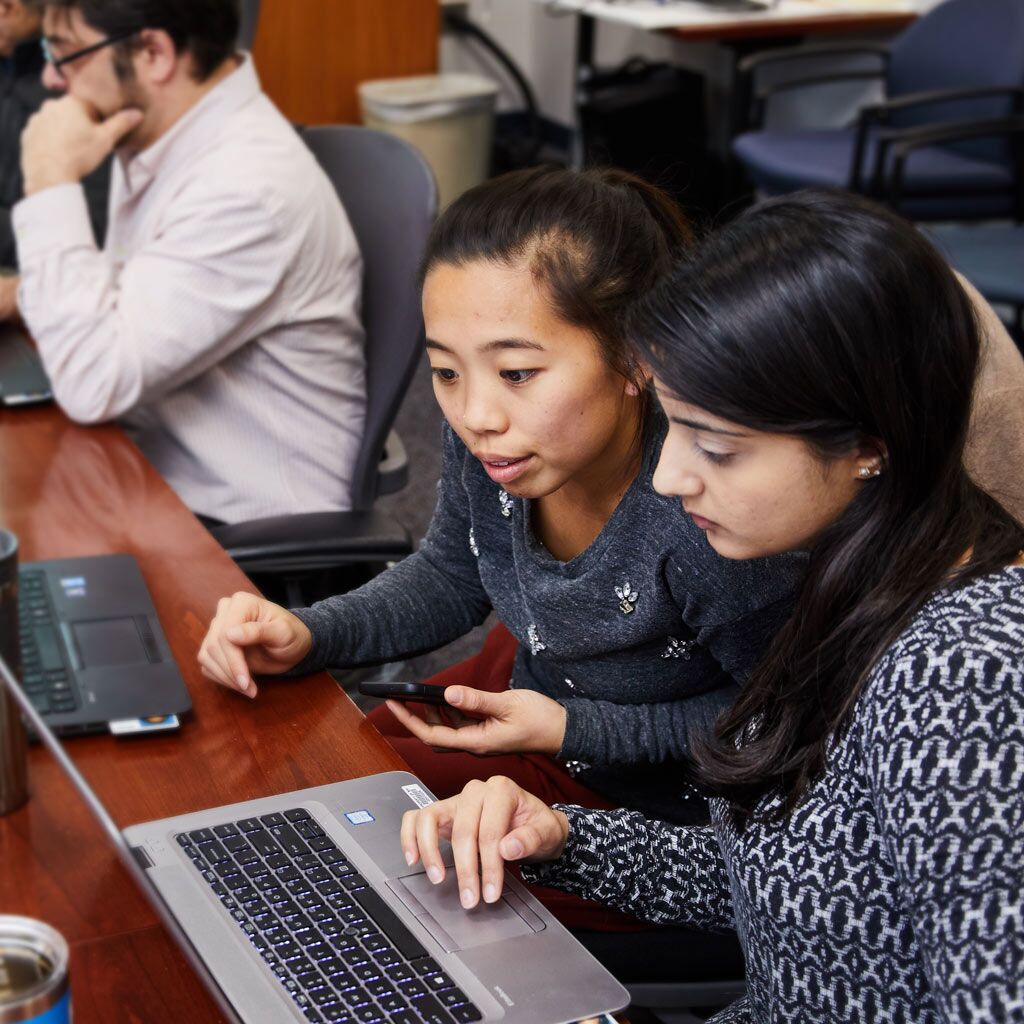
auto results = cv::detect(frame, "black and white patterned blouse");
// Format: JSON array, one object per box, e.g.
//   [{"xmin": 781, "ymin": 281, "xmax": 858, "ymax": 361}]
[{"xmin": 526, "ymin": 568, "xmax": 1024, "ymax": 1022}]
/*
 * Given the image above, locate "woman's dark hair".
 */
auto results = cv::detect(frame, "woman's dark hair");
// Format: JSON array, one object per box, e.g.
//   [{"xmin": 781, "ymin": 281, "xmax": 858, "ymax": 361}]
[
  {"xmin": 421, "ymin": 164, "xmax": 693, "ymax": 392},
  {"xmin": 630, "ymin": 188, "xmax": 1024, "ymax": 824},
  {"xmin": 36, "ymin": 0, "xmax": 239, "ymax": 81}
]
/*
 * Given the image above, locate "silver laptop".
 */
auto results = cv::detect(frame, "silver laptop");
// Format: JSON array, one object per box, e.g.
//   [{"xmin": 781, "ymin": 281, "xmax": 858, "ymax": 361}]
[
  {"xmin": 0, "ymin": 327, "xmax": 51, "ymax": 406},
  {"xmin": 0, "ymin": 655, "xmax": 629, "ymax": 1024}
]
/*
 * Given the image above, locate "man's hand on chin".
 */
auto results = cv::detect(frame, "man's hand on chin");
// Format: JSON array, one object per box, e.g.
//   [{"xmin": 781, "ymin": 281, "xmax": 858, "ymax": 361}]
[{"xmin": 21, "ymin": 96, "xmax": 143, "ymax": 196}]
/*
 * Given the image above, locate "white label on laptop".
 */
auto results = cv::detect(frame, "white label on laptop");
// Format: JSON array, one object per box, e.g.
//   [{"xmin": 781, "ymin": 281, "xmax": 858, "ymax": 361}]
[
  {"xmin": 402, "ymin": 783, "xmax": 435, "ymax": 808},
  {"xmin": 109, "ymin": 714, "xmax": 180, "ymax": 736}
]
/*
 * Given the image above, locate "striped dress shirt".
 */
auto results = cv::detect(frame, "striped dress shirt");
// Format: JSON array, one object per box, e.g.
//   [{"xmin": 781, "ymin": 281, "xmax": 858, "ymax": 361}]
[{"xmin": 13, "ymin": 56, "xmax": 366, "ymax": 524}]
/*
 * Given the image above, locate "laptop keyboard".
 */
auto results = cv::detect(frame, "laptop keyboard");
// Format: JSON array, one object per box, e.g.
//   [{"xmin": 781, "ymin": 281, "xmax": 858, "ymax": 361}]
[
  {"xmin": 177, "ymin": 809, "xmax": 484, "ymax": 1024},
  {"xmin": 17, "ymin": 571, "xmax": 77, "ymax": 716}
]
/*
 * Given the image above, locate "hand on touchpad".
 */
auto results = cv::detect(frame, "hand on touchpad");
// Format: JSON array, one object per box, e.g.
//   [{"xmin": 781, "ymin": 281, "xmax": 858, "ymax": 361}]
[{"xmin": 397, "ymin": 871, "xmax": 540, "ymax": 951}]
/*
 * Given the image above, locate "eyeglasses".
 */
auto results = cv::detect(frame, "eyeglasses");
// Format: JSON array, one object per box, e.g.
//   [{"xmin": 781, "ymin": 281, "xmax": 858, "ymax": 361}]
[{"xmin": 41, "ymin": 29, "xmax": 139, "ymax": 79}]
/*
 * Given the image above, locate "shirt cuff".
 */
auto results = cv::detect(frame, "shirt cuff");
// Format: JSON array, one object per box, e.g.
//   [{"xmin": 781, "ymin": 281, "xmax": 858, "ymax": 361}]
[
  {"xmin": 13, "ymin": 184, "xmax": 96, "ymax": 262},
  {"xmin": 520, "ymin": 804, "xmax": 602, "ymax": 889}
]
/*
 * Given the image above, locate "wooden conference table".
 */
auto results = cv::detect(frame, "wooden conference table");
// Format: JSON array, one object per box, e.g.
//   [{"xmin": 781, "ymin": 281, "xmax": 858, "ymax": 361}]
[{"xmin": 0, "ymin": 406, "xmax": 406, "ymax": 1021}]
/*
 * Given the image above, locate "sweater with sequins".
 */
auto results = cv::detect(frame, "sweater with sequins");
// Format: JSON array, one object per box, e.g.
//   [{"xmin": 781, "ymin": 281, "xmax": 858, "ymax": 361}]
[
  {"xmin": 526, "ymin": 568, "xmax": 1024, "ymax": 1022},
  {"xmin": 293, "ymin": 413, "xmax": 803, "ymax": 818}
]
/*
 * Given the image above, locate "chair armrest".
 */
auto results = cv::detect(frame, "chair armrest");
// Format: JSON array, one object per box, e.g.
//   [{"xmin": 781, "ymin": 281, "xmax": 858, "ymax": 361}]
[
  {"xmin": 754, "ymin": 69, "xmax": 884, "ymax": 104},
  {"xmin": 851, "ymin": 87, "xmax": 1024, "ymax": 192},
  {"xmin": 210, "ymin": 510, "xmax": 413, "ymax": 574},
  {"xmin": 861, "ymin": 85, "xmax": 1024, "ymax": 122},
  {"xmin": 884, "ymin": 115, "xmax": 1024, "ymax": 208},
  {"xmin": 738, "ymin": 42, "xmax": 890, "ymax": 75}
]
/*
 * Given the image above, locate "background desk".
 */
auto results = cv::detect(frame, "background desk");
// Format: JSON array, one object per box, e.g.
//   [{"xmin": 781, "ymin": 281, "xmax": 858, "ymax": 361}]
[{"xmin": 0, "ymin": 406, "xmax": 405, "ymax": 1022}]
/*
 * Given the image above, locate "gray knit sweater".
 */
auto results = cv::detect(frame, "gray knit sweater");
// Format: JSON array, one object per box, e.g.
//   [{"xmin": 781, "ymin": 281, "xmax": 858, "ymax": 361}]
[{"xmin": 294, "ymin": 413, "xmax": 803, "ymax": 817}]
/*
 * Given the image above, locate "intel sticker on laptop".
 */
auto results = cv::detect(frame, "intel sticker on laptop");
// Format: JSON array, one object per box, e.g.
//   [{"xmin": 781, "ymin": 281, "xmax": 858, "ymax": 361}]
[
  {"xmin": 345, "ymin": 810, "xmax": 375, "ymax": 825},
  {"xmin": 60, "ymin": 576, "xmax": 87, "ymax": 598}
]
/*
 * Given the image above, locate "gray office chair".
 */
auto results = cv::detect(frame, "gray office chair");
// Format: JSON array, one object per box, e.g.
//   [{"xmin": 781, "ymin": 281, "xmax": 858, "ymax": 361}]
[
  {"xmin": 238, "ymin": 0, "xmax": 261, "ymax": 51},
  {"xmin": 210, "ymin": 126, "xmax": 438, "ymax": 604}
]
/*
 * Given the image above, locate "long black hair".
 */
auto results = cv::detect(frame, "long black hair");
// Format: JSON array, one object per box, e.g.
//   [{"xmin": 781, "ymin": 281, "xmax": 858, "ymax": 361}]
[
  {"xmin": 630, "ymin": 189, "xmax": 1024, "ymax": 823},
  {"xmin": 421, "ymin": 164, "xmax": 692, "ymax": 395}
]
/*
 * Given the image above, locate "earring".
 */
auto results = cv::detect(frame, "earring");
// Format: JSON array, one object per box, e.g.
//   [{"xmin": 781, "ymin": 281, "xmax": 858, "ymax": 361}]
[{"xmin": 857, "ymin": 465, "xmax": 881, "ymax": 480}]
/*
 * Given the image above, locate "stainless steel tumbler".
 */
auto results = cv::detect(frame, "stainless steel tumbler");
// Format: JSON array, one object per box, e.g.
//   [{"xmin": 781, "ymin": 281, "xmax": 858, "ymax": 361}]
[{"xmin": 0, "ymin": 528, "xmax": 27, "ymax": 815}]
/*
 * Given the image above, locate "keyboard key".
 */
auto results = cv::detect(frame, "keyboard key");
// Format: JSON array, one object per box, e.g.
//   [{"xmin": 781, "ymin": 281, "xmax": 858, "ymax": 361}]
[
  {"xmin": 450, "ymin": 1004, "xmax": 483, "ymax": 1023},
  {"xmin": 309, "ymin": 837, "xmax": 335, "ymax": 852},
  {"xmin": 322, "ymin": 1006, "xmax": 353, "ymax": 1022},
  {"xmin": 189, "ymin": 828, "xmax": 215, "ymax": 845},
  {"xmin": 213, "ymin": 823, "xmax": 240, "ymax": 839},
  {"xmin": 410, "ymin": 993, "xmax": 456, "ymax": 1024},
  {"xmin": 378, "ymin": 992, "xmax": 409, "ymax": 1014},
  {"xmin": 295, "ymin": 970, "xmax": 327, "ymax": 990},
  {"xmin": 260, "ymin": 812, "xmax": 287, "ymax": 827},
  {"xmin": 413, "ymin": 957, "xmax": 442, "ymax": 977},
  {"xmin": 438, "ymin": 988, "xmax": 470, "ymax": 1009},
  {"xmin": 340, "ymin": 873, "xmax": 368, "ymax": 891},
  {"xmin": 320, "ymin": 850, "xmax": 349, "ymax": 866},
  {"xmin": 399, "ymin": 979, "xmax": 427, "ymax": 1000},
  {"xmin": 270, "ymin": 823, "xmax": 311, "ymax": 858},
  {"xmin": 236, "ymin": 817, "xmax": 263, "ymax": 833},
  {"xmin": 426, "ymin": 972, "xmax": 455, "ymax": 992},
  {"xmin": 352, "ymin": 890, "xmax": 428, "ymax": 961},
  {"xmin": 366, "ymin": 979, "xmax": 397, "ymax": 999},
  {"xmin": 285, "ymin": 808, "xmax": 313, "ymax": 822},
  {"xmin": 353, "ymin": 1006, "xmax": 383, "ymax": 1023},
  {"xmin": 312, "ymin": 987, "xmax": 342, "ymax": 1008},
  {"xmin": 249, "ymin": 831, "xmax": 280, "ymax": 858}
]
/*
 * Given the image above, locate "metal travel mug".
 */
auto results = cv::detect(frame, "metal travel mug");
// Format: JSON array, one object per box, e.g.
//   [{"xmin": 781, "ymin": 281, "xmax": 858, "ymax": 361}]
[{"xmin": 0, "ymin": 528, "xmax": 28, "ymax": 815}]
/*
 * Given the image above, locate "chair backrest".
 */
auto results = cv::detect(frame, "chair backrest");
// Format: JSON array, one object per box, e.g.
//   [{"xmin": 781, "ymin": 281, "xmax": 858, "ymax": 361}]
[
  {"xmin": 238, "ymin": 0, "xmax": 261, "ymax": 50},
  {"xmin": 888, "ymin": 0, "xmax": 1024, "ymax": 161},
  {"xmin": 302, "ymin": 125, "xmax": 438, "ymax": 511}
]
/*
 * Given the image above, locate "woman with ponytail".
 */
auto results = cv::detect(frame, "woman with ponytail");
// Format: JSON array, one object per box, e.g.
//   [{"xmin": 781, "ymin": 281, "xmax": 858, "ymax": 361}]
[
  {"xmin": 403, "ymin": 190, "xmax": 1024, "ymax": 1020},
  {"xmin": 198, "ymin": 167, "xmax": 804, "ymax": 928}
]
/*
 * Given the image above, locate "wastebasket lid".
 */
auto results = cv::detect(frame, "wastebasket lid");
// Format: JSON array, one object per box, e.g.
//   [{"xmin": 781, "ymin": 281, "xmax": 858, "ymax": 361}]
[{"xmin": 358, "ymin": 73, "xmax": 499, "ymax": 108}]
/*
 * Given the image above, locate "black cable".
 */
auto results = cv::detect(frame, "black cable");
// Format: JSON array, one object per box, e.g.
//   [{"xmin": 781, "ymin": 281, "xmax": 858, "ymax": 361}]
[{"xmin": 442, "ymin": 9, "xmax": 545, "ymax": 166}]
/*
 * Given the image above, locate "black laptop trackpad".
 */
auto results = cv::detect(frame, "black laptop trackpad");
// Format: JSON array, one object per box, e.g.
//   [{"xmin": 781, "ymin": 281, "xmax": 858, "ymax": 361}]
[{"xmin": 72, "ymin": 618, "xmax": 150, "ymax": 667}]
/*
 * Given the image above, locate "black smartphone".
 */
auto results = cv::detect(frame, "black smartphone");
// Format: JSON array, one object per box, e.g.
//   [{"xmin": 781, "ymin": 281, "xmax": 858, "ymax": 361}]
[{"xmin": 357, "ymin": 681, "xmax": 451, "ymax": 706}]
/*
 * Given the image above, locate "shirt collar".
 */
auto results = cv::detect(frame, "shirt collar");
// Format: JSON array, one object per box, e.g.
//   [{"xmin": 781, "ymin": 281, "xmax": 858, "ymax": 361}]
[{"xmin": 118, "ymin": 53, "xmax": 259, "ymax": 196}]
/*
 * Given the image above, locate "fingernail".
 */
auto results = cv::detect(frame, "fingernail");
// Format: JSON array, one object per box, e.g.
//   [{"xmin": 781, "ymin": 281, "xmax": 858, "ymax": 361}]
[
  {"xmin": 461, "ymin": 888, "xmax": 476, "ymax": 909},
  {"xmin": 237, "ymin": 674, "xmax": 249, "ymax": 690},
  {"xmin": 503, "ymin": 838, "xmax": 523, "ymax": 859},
  {"xmin": 446, "ymin": 687, "xmax": 461, "ymax": 705},
  {"xmin": 427, "ymin": 865, "xmax": 443, "ymax": 884},
  {"xmin": 227, "ymin": 627, "xmax": 244, "ymax": 641},
  {"xmin": 484, "ymin": 883, "xmax": 497, "ymax": 904},
  {"xmin": 404, "ymin": 849, "xmax": 415, "ymax": 866}
]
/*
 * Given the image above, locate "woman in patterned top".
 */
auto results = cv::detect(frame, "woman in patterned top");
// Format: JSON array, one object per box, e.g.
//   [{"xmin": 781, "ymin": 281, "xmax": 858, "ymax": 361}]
[{"xmin": 400, "ymin": 190, "xmax": 1024, "ymax": 1022}]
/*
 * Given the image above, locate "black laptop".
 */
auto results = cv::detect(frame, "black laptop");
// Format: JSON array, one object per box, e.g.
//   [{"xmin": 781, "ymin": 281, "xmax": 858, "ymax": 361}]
[
  {"xmin": 17, "ymin": 553, "xmax": 191, "ymax": 734},
  {"xmin": 0, "ymin": 326, "xmax": 52, "ymax": 406}
]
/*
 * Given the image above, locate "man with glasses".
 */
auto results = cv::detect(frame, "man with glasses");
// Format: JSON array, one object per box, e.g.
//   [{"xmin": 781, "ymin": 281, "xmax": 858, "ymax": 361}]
[
  {"xmin": 0, "ymin": 0, "xmax": 106, "ymax": 290},
  {"xmin": 9, "ymin": 0, "xmax": 366, "ymax": 527}
]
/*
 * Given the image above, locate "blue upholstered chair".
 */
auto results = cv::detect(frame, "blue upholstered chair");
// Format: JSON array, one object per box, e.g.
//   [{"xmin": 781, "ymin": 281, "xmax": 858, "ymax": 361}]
[{"xmin": 732, "ymin": 0, "xmax": 1024, "ymax": 221}]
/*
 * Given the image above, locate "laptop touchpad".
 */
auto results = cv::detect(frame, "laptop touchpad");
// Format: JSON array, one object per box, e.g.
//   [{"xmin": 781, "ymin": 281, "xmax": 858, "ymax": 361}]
[
  {"xmin": 397, "ymin": 872, "xmax": 537, "ymax": 951},
  {"xmin": 73, "ymin": 618, "xmax": 149, "ymax": 666}
]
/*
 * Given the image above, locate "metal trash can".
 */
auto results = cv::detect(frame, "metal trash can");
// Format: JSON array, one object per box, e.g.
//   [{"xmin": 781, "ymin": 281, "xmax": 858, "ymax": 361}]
[{"xmin": 359, "ymin": 73, "xmax": 499, "ymax": 209}]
